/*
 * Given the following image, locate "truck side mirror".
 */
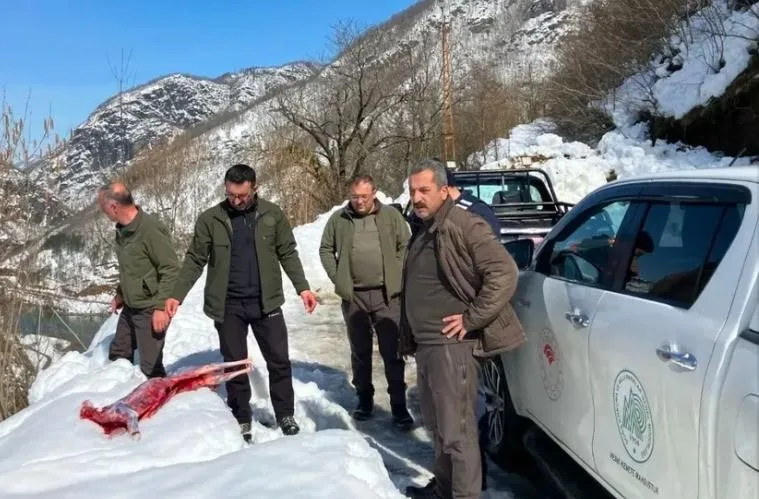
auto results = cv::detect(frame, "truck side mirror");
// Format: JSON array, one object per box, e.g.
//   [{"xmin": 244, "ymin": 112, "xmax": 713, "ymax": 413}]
[{"xmin": 504, "ymin": 238, "xmax": 535, "ymax": 270}]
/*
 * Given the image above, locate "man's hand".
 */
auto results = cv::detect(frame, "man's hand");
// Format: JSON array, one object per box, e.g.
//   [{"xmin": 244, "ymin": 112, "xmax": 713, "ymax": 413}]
[
  {"xmin": 110, "ymin": 295, "xmax": 124, "ymax": 314},
  {"xmin": 152, "ymin": 309, "xmax": 171, "ymax": 333},
  {"xmin": 164, "ymin": 298, "xmax": 180, "ymax": 318},
  {"xmin": 442, "ymin": 314, "xmax": 467, "ymax": 341},
  {"xmin": 300, "ymin": 290, "xmax": 318, "ymax": 314}
]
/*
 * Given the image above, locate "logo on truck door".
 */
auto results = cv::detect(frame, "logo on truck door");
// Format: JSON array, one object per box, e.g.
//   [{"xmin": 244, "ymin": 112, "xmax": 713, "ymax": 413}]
[{"xmin": 613, "ymin": 370, "xmax": 654, "ymax": 463}]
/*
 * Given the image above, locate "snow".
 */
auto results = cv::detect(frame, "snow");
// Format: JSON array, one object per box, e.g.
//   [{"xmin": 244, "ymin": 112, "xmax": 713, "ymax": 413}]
[
  {"xmin": 6, "ymin": 115, "xmax": 754, "ymax": 497},
  {"xmin": 0, "ymin": 191, "xmax": 416, "ymax": 499},
  {"xmin": 474, "ymin": 119, "xmax": 753, "ymax": 204},
  {"xmin": 606, "ymin": 1, "xmax": 759, "ymax": 127},
  {"xmin": 20, "ymin": 334, "xmax": 71, "ymax": 372},
  {"xmin": 6, "ymin": 2, "xmax": 759, "ymax": 494}
]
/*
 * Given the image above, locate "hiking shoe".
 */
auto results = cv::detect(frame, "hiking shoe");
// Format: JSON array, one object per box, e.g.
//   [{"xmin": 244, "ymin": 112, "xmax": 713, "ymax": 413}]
[
  {"xmin": 351, "ymin": 392, "xmax": 374, "ymax": 421},
  {"xmin": 391, "ymin": 404, "xmax": 414, "ymax": 431},
  {"xmin": 351, "ymin": 400, "xmax": 374, "ymax": 421},
  {"xmin": 405, "ymin": 478, "xmax": 441, "ymax": 498},
  {"xmin": 278, "ymin": 416, "xmax": 300, "ymax": 436},
  {"xmin": 239, "ymin": 422, "xmax": 252, "ymax": 444}
]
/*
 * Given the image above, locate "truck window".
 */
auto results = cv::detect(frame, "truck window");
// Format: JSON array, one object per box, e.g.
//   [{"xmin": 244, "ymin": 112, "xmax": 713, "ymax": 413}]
[
  {"xmin": 542, "ymin": 200, "xmax": 632, "ymax": 286},
  {"xmin": 455, "ymin": 176, "xmax": 551, "ymax": 209},
  {"xmin": 623, "ymin": 201, "xmax": 745, "ymax": 308}
]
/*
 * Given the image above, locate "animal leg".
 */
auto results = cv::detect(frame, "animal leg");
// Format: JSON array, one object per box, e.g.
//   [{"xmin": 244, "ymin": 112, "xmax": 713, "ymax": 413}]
[
  {"xmin": 169, "ymin": 359, "xmax": 253, "ymax": 382},
  {"xmin": 113, "ymin": 401, "xmax": 141, "ymax": 440},
  {"xmin": 206, "ymin": 362, "xmax": 253, "ymax": 385}
]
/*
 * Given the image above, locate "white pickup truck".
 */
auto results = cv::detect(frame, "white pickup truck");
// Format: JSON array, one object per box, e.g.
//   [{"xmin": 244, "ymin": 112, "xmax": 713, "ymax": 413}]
[{"xmin": 483, "ymin": 166, "xmax": 759, "ymax": 498}]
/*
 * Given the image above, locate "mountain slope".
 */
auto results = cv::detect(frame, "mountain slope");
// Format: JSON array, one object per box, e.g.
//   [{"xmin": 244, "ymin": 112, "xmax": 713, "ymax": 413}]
[
  {"xmin": 28, "ymin": 62, "xmax": 319, "ymax": 208},
  {"xmin": 10, "ymin": 0, "xmax": 592, "ymax": 310}
]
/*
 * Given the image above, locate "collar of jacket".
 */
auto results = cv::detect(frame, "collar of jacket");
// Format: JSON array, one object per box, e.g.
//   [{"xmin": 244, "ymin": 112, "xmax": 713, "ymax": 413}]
[
  {"xmin": 424, "ymin": 197, "xmax": 455, "ymax": 234},
  {"xmin": 212, "ymin": 195, "xmax": 271, "ymax": 222},
  {"xmin": 116, "ymin": 206, "xmax": 144, "ymax": 236},
  {"xmin": 342, "ymin": 198, "xmax": 383, "ymax": 219}
]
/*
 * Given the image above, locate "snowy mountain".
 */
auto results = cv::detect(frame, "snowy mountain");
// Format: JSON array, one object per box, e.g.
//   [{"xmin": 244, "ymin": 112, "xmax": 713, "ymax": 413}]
[
  {"xmin": 0, "ymin": 166, "xmax": 70, "ymax": 261},
  {"xmin": 27, "ymin": 0, "xmax": 584, "ymax": 210},
  {"xmin": 9, "ymin": 0, "xmax": 759, "ymax": 313},
  {"xmin": 2, "ymin": 3, "xmax": 758, "ymax": 494},
  {"xmin": 27, "ymin": 62, "xmax": 319, "ymax": 208}
]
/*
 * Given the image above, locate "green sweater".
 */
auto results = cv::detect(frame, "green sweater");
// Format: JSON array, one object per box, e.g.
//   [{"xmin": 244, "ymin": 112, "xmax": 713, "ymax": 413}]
[{"xmin": 319, "ymin": 201, "xmax": 410, "ymax": 302}]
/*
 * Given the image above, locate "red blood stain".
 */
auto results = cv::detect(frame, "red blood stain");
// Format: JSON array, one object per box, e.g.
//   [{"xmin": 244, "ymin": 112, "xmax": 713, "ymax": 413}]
[{"xmin": 543, "ymin": 344, "xmax": 556, "ymax": 365}]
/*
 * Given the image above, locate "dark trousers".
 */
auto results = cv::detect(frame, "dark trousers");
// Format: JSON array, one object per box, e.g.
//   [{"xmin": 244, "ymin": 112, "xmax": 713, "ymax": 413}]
[
  {"xmin": 340, "ymin": 288, "xmax": 406, "ymax": 405},
  {"xmin": 417, "ymin": 342, "xmax": 481, "ymax": 499},
  {"xmin": 109, "ymin": 306, "xmax": 166, "ymax": 378},
  {"xmin": 214, "ymin": 297, "xmax": 294, "ymax": 424}
]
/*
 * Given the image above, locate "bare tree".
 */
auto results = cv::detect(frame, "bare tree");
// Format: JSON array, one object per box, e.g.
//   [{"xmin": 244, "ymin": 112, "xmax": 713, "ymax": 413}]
[
  {"xmin": 383, "ymin": 31, "xmax": 447, "ymax": 183},
  {"xmin": 253, "ymin": 123, "xmax": 323, "ymax": 225},
  {"xmin": 105, "ymin": 48, "xmax": 136, "ymax": 178},
  {"xmin": 0, "ymin": 96, "xmax": 60, "ymax": 421},
  {"xmin": 273, "ymin": 21, "xmax": 412, "ymax": 207},
  {"xmin": 544, "ymin": 0, "xmax": 698, "ymax": 139}
]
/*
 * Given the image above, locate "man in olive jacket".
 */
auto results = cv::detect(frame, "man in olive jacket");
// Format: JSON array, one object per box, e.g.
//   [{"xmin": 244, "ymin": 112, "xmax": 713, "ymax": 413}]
[
  {"xmin": 402, "ymin": 158, "xmax": 525, "ymax": 499},
  {"xmin": 165, "ymin": 164, "xmax": 318, "ymax": 441},
  {"xmin": 97, "ymin": 182, "xmax": 180, "ymax": 379},
  {"xmin": 318, "ymin": 174, "xmax": 412, "ymax": 429}
]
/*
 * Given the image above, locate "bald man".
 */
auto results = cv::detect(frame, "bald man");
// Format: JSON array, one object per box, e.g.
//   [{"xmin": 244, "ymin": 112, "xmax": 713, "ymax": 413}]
[{"xmin": 97, "ymin": 182, "xmax": 180, "ymax": 378}]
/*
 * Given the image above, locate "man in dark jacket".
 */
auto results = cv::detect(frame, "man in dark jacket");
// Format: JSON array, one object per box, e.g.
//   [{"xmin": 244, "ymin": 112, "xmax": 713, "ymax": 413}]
[
  {"xmin": 318, "ymin": 174, "xmax": 413, "ymax": 429},
  {"xmin": 445, "ymin": 168, "xmax": 501, "ymax": 237},
  {"xmin": 402, "ymin": 158, "xmax": 525, "ymax": 499},
  {"xmin": 165, "ymin": 164, "xmax": 318, "ymax": 441},
  {"xmin": 97, "ymin": 182, "xmax": 180, "ymax": 379}
]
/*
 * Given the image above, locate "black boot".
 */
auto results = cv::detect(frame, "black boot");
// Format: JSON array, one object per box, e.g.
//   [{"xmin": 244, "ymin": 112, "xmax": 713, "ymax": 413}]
[
  {"xmin": 405, "ymin": 478, "xmax": 441, "ymax": 498},
  {"xmin": 352, "ymin": 391, "xmax": 374, "ymax": 421},
  {"xmin": 391, "ymin": 403, "xmax": 414, "ymax": 431}
]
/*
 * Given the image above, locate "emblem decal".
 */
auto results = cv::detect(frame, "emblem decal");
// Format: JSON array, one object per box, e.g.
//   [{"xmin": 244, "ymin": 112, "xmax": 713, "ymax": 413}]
[{"xmin": 613, "ymin": 370, "xmax": 654, "ymax": 463}]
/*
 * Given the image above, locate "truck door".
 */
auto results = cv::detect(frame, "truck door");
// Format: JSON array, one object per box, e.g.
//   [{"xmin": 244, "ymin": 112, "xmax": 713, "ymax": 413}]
[
  {"xmin": 587, "ymin": 182, "xmax": 751, "ymax": 498},
  {"xmin": 514, "ymin": 191, "xmax": 641, "ymax": 470}
]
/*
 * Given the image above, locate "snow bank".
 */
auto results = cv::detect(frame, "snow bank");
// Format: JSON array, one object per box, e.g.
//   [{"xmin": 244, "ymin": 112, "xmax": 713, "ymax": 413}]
[
  {"xmin": 20, "ymin": 334, "xmax": 71, "ymax": 372},
  {"xmin": 0, "ymin": 205, "xmax": 404, "ymax": 498},
  {"xmin": 475, "ymin": 120, "xmax": 752, "ymax": 204},
  {"xmin": 608, "ymin": 1, "xmax": 759, "ymax": 127}
]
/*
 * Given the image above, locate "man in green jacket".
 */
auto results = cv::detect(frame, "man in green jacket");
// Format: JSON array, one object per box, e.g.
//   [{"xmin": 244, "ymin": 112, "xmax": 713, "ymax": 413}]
[
  {"xmin": 165, "ymin": 164, "xmax": 318, "ymax": 441},
  {"xmin": 318, "ymin": 174, "xmax": 413, "ymax": 430},
  {"xmin": 97, "ymin": 182, "xmax": 179, "ymax": 379}
]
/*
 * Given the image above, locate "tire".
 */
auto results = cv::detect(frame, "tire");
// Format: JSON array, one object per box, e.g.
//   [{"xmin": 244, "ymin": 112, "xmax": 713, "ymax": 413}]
[{"xmin": 478, "ymin": 356, "xmax": 528, "ymax": 468}]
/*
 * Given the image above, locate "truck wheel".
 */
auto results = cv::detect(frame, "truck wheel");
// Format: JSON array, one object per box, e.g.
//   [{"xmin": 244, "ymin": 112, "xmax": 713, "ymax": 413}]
[{"xmin": 479, "ymin": 357, "xmax": 527, "ymax": 468}]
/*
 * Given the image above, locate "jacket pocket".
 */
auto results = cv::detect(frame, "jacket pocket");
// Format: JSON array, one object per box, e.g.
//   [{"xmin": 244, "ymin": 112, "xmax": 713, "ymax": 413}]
[{"xmin": 142, "ymin": 272, "xmax": 159, "ymax": 297}]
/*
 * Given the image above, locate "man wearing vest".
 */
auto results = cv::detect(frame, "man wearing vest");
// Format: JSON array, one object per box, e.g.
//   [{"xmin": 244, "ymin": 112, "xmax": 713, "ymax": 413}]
[{"xmin": 319, "ymin": 174, "xmax": 414, "ymax": 430}]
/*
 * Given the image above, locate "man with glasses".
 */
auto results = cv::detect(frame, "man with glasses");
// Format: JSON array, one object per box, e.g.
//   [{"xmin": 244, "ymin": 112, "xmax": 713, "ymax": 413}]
[
  {"xmin": 166, "ymin": 164, "xmax": 318, "ymax": 442},
  {"xmin": 318, "ymin": 174, "xmax": 413, "ymax": 429}
]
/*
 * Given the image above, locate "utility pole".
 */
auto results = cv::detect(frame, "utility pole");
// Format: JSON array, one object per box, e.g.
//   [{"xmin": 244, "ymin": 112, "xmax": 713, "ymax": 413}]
[{"xmin": 440, "ymin": 4, "xmax": 457, "ymax": 170}]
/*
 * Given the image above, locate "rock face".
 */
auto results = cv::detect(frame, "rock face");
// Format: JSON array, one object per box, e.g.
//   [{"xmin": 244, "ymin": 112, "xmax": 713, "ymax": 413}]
[
  {"xmin": 0, "ymin": 166, "xmax": 69, "ymax": 260},
  {"xmin": 28, "ymin": 62, "xmax": 320, "ymax": 208}
]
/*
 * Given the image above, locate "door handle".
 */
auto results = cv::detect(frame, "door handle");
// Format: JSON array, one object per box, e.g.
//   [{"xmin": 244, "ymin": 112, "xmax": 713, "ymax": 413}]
[
  {"xmin": 564, "ymin": 309, "xmax": 589, "ymax": 328},
  {"xmin": 656, "ymin": 344, "xmax": 697, "ymax": 371}
]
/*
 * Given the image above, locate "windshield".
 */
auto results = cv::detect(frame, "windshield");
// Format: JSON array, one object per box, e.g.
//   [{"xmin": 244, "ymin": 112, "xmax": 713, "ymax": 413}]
[{"xmin": 453, "ymin": 174, "xmax": 551, "ymax": 208}]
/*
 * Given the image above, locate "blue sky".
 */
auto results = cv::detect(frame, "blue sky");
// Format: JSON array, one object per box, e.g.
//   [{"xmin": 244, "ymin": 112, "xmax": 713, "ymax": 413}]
[{"xmin": 1, "ymin": 0, "xmax": 417, "ymax": 144}]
